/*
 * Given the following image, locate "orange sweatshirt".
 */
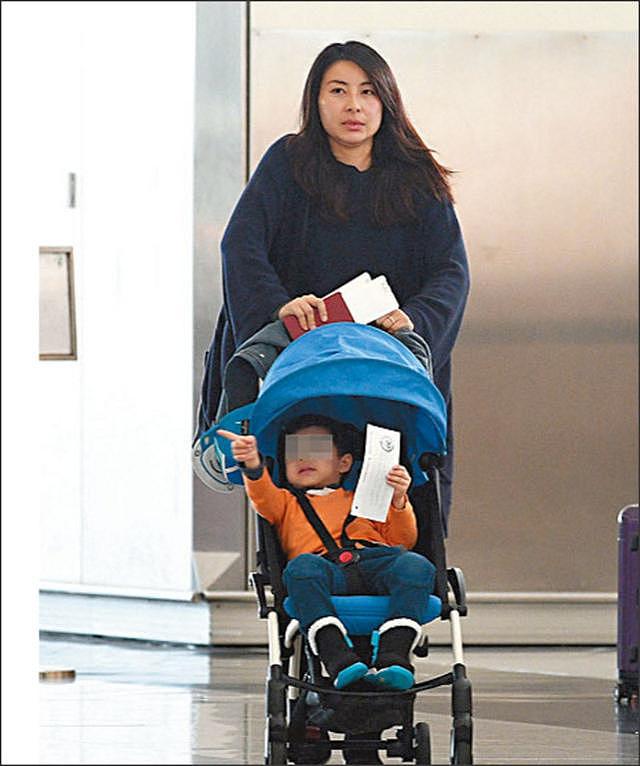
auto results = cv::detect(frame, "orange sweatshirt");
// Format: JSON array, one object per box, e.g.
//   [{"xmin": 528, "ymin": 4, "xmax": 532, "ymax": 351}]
[{"xmin": 243, "ymin": 469, "xmax": 417, "ymax": 561}]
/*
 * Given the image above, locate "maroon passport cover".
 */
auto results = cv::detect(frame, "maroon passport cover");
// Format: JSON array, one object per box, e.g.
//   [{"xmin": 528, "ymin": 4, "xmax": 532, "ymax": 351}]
[{"xmin": 282, "ymin": 292, "xmax": 355, "ymax": 340}]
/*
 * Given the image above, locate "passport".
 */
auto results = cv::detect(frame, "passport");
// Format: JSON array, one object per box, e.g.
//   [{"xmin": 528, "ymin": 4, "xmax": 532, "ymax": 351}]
[{"xmin": 282, "ymin": 291, "xmax": 354, "ymax": 340}]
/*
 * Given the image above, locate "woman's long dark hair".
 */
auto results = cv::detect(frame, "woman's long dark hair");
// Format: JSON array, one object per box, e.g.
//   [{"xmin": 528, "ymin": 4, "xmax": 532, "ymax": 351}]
[{"xmin": 287, "ymin": 41, "xmax": 454, "ymax": 227}]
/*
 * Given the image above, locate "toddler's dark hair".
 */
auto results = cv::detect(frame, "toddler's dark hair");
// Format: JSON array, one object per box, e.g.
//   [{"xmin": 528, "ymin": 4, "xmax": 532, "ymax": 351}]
[{"xmin": 284, "ymin": 414, "xmax": 356, "ymax": 457}]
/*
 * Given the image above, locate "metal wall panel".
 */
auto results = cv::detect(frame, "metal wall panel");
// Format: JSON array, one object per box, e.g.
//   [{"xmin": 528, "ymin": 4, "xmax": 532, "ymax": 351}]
[
  {"xmin": 249, "ymin": 28, "xmax": 638, "ymax": 593},
  {"xmin": 193, "ymin": 2, "xmax": 248, "ymax": 589}
]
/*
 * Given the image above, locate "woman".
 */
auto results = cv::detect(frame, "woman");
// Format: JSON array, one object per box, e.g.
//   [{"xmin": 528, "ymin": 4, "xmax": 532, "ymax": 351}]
[
  {"xmin": 207, "ymin": 39, "xmax": 469, "ymax": 765},
  {"xmin": 209, "ymin": 40, "xmax": 470, "ymax": 532},
  {"xmin": 208, "ymin": 40, "xmax": 469, "ymax": 531}
]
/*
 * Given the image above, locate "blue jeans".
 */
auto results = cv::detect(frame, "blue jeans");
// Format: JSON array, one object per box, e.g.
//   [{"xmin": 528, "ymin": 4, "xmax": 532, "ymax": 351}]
[{"xmin": 282, "ymin": 545, "xmax": 436, "ymax": 633}]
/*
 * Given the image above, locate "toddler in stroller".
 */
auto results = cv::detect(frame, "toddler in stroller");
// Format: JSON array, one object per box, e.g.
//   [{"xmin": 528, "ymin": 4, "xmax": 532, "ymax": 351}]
[
  {"xmin": 219, "ymin": 412, "xmax": 436, "ymax": 692},
  {"xmin": 196, "ymin": 322, "xmax": 473, "ymax": 764}
]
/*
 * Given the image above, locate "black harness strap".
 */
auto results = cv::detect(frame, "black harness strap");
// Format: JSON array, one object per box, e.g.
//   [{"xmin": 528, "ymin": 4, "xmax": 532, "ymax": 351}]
[
  {"xmin": 340, "ymin": 514, "xmax": 380, "ymax": 551},
  {"xmin": 292, "ymin": 490, "xmax": 373, "ymax": 595}
]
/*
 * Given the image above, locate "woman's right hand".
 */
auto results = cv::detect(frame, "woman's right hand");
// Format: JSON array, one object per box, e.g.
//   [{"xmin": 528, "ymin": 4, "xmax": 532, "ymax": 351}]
[{"xmin": 277, "ymin": 294, "xmax": 328, "ymax": 331}]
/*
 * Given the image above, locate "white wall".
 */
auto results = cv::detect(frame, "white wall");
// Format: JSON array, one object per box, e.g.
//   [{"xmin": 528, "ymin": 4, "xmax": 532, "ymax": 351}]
[
  {"xmin": 4, "ymin": 1, "xmax": 196, "ymax": 594},
  {"xmin": 75, "ymin": 3, "xmax": 195, "ymax": 592}
]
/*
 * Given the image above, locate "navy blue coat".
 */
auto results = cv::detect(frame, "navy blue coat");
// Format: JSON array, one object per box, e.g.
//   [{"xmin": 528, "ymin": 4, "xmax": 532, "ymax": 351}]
[{"xmin": 203, "ymin": 135, "xmax": 470, "ymax": 527}]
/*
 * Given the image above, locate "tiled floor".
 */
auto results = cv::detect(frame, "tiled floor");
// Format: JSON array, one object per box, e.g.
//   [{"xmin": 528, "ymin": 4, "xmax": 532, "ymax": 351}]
[{"xmin": 39, "ymin": 635, "xmax": 638, "ymax": 765}]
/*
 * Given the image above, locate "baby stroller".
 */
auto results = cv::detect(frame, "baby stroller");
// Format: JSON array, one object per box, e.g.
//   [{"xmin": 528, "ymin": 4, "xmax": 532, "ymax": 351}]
[{"xmin": 194, "ymin": 322, "xmax": 473, "ymax": 765}]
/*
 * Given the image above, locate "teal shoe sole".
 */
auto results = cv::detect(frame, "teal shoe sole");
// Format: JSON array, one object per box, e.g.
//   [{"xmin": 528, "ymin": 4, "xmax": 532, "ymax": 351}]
[
  {"xmin": 364, "ymin": 665, "xmax": 414, "ymax": 691},
  {"xmin": 334, "ymin": 661, "xmax": 368, "ymax": 689}
]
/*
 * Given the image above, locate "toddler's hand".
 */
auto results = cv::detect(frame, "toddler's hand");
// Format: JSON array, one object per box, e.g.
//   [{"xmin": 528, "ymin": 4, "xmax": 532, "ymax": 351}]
[
  {"xmin": 216, "ymin": 429, "xmax": 261, "ymax": 470},
  {"xmin": 386, "ymin": 465, "xmax": 411, "ymax": 509}
]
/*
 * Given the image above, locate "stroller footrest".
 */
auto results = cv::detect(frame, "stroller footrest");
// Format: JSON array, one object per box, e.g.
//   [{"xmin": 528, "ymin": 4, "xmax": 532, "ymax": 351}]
[{"xmin": 284, "ymin": 595, "xmax": 442, "ymax": 636}]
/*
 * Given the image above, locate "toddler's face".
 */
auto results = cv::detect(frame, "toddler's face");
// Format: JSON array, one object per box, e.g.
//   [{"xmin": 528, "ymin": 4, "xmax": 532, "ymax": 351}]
[{"xmin": 284, "ymin": 426, "xmax": 353, "ymax": 489}]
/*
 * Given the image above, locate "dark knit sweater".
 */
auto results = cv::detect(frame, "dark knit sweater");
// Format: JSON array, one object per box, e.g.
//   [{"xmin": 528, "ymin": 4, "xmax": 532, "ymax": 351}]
[{"xmin": 208, "ymin": 134, "xmax": 470, "ymax": 524}]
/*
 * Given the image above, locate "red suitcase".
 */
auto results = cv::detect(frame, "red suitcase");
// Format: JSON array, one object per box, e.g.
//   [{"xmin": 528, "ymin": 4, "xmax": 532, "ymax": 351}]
[{"xmin": 616, "ymin": 504, "xmax": 639, "ymax": 705}]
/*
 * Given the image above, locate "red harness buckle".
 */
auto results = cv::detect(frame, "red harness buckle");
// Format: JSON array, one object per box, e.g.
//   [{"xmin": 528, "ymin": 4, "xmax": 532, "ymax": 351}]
[{"xmin": 337, "ymin": 549, "xmax": 359, "ymax": 565}]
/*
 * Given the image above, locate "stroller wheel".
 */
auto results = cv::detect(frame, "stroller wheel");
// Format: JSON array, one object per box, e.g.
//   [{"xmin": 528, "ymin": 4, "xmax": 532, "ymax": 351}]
[
  {"xmin": 265, "ymin": 740, "xmax": 287, "ymax": 765},
  {"xmin": 414, "ymin": 722, "xmax": 431, "ymax": 765},
  {"xmin": 449, "ymin": 727, "xmax": 473, "ymax": 765},
  {"xmin": 449, "ymin": 668, "xmax": 473, "ymax": 764},
  {"xmin": 288, "ymin": 726, "xmax": 331, "ymax": 765},
  {"xmin": 265, "ymin": 674, "xmax": 288, "ymax": 765}
]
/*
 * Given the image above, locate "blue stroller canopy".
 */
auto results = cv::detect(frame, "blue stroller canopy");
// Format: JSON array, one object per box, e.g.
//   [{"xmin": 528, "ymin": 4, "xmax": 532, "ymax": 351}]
[{"xmin": 248, "ymin": 323, "xmax": 447, "ymax": 489}]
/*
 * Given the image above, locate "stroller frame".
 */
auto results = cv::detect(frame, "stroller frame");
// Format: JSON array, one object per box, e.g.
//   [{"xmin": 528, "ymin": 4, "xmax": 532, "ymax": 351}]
[
  {"xmin": 196, "ymin": 322, "xmax": 474, "ymax": 763},
  {"xmin": 249, "ymin": 457, "xmax": 473, "ymax": 766}
]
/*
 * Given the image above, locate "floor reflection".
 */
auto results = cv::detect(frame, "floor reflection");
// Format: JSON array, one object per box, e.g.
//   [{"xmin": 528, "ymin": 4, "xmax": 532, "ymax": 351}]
[{"xmin": 40, "ymin": 635, "xmax": 639, "ymax": 765}]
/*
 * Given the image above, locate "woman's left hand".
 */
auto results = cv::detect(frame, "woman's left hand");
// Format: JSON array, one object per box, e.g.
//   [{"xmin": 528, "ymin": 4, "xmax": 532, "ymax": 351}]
[{"xmin": 374, "ymin": 309, "xmax": 414, "ymax": 334}]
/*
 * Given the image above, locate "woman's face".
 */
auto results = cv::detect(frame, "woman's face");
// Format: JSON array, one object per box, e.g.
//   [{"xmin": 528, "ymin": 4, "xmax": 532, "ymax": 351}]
[{"xmin": 317, "ymin": 60, "xmax": 383, "ymax": 155}]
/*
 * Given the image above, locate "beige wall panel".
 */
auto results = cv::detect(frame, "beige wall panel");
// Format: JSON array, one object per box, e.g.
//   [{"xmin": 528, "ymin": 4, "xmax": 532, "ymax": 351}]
[
  {"xmin": 251, "ymin": 2, "xmax": 638, "ymax": 33},
  {"xmin": 448, "ymin": 340, "xmax": 638, "ymax": 591}
]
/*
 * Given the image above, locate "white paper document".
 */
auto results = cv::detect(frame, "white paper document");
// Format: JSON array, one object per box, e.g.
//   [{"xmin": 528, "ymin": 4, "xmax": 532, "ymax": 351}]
[
  {"xmin": 323, "ymin": 272, "xmax": 371, "ymax": 301},
  {"xmin": 350, "ymin": 424, "xmax": 401, "ymax": 523},
  {"xmin": 324, "ymin": 272, "xmax": 400, "ymax": 325},
  {"xmin": 346, "ymin": 274, "xmax": 399, "ymax": 324}
]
